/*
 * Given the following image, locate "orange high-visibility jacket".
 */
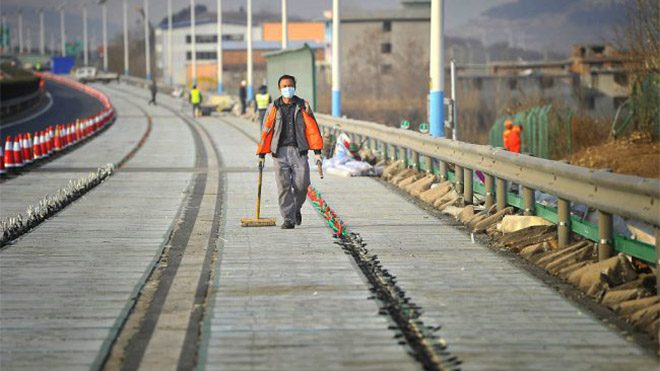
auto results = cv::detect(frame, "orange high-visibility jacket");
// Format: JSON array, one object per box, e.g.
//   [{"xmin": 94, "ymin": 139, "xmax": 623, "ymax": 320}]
[
  {"xmin": 256, "ymin": 101, "xmax": 323, "ymax": 156},
  {"xmin": 502, "ymin": 128, "xmax": 512, "ymax": 151},
  {"xmin": 509, "ymin": 126, "xmax": 523, "ymax": 153}
]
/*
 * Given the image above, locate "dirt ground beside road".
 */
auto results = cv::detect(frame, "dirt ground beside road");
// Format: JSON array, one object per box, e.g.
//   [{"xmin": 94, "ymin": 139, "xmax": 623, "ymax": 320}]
[{"xmin": 569, "ymin": 132, "xmax": 660, "ymax": 179}]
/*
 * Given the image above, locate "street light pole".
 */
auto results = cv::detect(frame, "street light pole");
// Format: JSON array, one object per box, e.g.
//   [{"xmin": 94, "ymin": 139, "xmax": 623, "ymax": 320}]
[
  {"xmin": 216, "ymin": 0, "xmax": 223, "ymax": 93},
  {"xmin": 100, "ymin": 0, "xmax": 108, "ymax": 71},
  {"xmin": 18, "ymin": 10, "xmax": 23, "ymax": 54},
  {"xmin": 168, "ymin": 0, "xmax": 173, "ymax": 85},
  {"xmin": 281, "ymin": 0, "xmax": 287, "ymax": 49},
  {"xmin": 191, "ymin": 0, "xmax": 197, "ymax": 86},
  {"xmin": 429, "ymin": 0, "xmax": 445, "ymax": 137},
  {"xmin": 83, "ymin": 4, "xmax": 88, "ymax": 65},
  {"xmin": 59, "ymin": 4, "xmax": 66, "ymax": 56},
  {"xmin": 247, "ymin": 0, "xmax": 253, "ymax": 100},
  {"xmin": 27, "ymin": 26, "xmax": 31, "ymax": 54},
  {"xmin": 39, "ymin": 9, "xmax": 45, "ymax": 55},
  {"xmin": 144, "ymin": 0, "xmax": 151, "ymax": 80},
  {"xmin": 331, "ymin": 0, "xmax": 341, "ymax": 117},
  {"xmin": 123, "ymin": 0, "xmax": 129, "ymax": 75}
]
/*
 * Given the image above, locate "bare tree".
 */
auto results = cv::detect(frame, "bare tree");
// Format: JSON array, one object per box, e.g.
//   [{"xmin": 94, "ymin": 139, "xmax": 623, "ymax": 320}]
[{"xmin": 616, "ymin": 0, "xmax": 660, "ymax": 134}]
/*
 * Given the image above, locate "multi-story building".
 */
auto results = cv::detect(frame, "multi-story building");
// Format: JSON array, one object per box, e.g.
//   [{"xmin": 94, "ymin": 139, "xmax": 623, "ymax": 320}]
[{"xmin": 155, "ymin": 10, "xmax": 325, "ymax": 93}]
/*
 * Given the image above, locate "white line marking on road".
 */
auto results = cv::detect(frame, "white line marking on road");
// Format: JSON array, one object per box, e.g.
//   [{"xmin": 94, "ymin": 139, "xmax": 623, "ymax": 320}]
[{"xmin": 1, "ymin": 92, "xmax": 54, "ymax": 129}]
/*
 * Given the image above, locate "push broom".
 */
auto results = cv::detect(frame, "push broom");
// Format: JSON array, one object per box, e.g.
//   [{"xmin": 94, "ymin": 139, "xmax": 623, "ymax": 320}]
[{"xmin": 241, "ymin": 160, "xmax": 277, "ymax": 227}]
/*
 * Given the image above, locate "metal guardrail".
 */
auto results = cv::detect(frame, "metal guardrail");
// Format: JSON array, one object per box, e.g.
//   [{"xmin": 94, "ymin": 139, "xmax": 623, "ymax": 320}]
[
  {"xmin": 0, "ymin": 90, "xmax": 43, "ymax": 118},
  {"xmin": 316, "ymin": 113, "xmax": 660, "ymax": 263}
]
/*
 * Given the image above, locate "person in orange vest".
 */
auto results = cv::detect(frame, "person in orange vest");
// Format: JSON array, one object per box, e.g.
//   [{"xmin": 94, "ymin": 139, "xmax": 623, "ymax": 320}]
[
  {"xmin": 502, "ymin": 119, "xmax": 513, "ymax": 151},
  {"xmin": 509, "ymin": 123, "xmax": 523, "ymax": 153},
  {"xmin": 256, "ymin": 74, "xmax": 323, "ymax": 229}
]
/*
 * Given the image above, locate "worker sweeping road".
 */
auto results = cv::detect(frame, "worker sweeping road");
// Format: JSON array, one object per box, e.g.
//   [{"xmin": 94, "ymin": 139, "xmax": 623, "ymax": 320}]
[{"xmin": 255, "ymin": 74, "xmax": 323, "ymax": 229}]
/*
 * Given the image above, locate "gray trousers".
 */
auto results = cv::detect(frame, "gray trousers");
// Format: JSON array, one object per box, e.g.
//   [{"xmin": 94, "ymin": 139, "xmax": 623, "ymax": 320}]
[{"xmin": 273, "ymin": 146, "xmax": 310, "ymax": 223}]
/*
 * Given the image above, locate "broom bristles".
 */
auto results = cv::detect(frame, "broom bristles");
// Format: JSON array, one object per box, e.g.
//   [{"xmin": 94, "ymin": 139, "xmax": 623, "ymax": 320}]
[{"xmin": 241, "ymin": 217, "xmax": 277, "ymax": 227}]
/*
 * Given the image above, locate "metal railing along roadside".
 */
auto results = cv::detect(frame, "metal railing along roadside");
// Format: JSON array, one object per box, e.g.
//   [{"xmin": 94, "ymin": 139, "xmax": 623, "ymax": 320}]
[
  {"xmin": 0, "ymin": 90, "xmax": 43, "ymax": 119},
  {"xmin": 316, "ymin": 113, "xmax": 660, "ymax": 267}
]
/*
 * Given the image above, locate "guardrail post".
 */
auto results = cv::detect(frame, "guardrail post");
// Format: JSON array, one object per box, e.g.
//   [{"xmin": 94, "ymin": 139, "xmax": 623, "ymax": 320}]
[
  {"xmin": 522, "ymin": 186, "xmax": 535, "ymax": 215},
  {"xmin": 423, "ymin": 156, "xmax": 433, "ymax": 174},
  {"xmin": 558, "ymin": 198, "xmax": 571, "ymax": 248},
  {"xmin": 399, "ymin": 146, "xmax": 407, "ymax": 166},
  {"xmin": 382, "ymin": 141, "xmax": 389, "ymax": 161},
  {"xmin": 484, "ymin": 174, "xmax": 494, "ymax": 209},
  {"xmin": 439, "ymin": 161, "xmax": 448, "ymax": 181},
  {"xmin": 455, "ymin": 165, "xmax": 464, "ymax": 194},
  {"xmin": 598, "ymin": 210, "xmax": 614, "ymax": 261},
  {"xmin": 496, "ymin": 178, "xmax": 506, "ymax": 212},
  {"xmin": 656, "ymin": 228, "xmax": 659, "ymax": 299},
  {"xmin": 411, "ymin": 151, "xmax": 420, "ymax": 171},
  {"xmin": 463, "ymin": 167, "xmax": 473, "ymax": 205}
]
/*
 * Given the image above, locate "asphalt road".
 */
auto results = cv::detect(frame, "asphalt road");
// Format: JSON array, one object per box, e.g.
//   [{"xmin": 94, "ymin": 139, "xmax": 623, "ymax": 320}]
[{"xmin": 0, "ymin": 79, "xmax": 106, "ymax": 140}]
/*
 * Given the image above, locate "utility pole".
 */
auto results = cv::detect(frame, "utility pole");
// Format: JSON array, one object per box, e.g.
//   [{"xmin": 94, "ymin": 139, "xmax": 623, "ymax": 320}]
[
  {"xmin": 39, "ymin": 9, "xmax": 45, "ymax": 55},
  {"xmin": 59, "ymin": 4, "xmax": 66, "ymax": 56},
  {"xmin": 123, "ymin": 0, "xmax": 129, "ymax": 75},
  {"xmin": 191, "ymin": 0, "xmax": 197, "ymax": 86},
  {"xmin": 216, "ymin": 0, "xmax": 223, "ymax": 92},
  {"xmin": 27, "ymin": 26, "xmax": 31, "ymax": 54},
  {"xmin": 429, "ymin": 0, "xmax": 445, "ymax": 137},
  {"xmin": 18, "ymin": 10, "xmax": 23, "ymax": 54},
  {"xmin": 331, "ymin": 0, "xmax": 341, "ymax": 117},
  {"xmin": 281, "ymin": 0, "xmax": 287, "ymax": 49},
  {"xmin": 168, "ymin": 0, "xmax": 173, "ymax": 85},
  {"xmin": 144, "ymin": 0, "xmax": 151, "ymax": 80},
  {"xmin": 83, "ymin": 3, "xmax": 88, "ymax": 65},
  {"xmin": 246, "ymin": 0, "xmax": 253, "ymax": 100},
  {"xmin": 100, "ymin": 0, "xmax": 108, "ymax": 71}
]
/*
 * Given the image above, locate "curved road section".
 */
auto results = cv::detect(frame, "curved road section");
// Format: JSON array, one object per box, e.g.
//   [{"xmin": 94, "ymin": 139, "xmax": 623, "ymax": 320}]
[{"xmin": 0, "ymin": 79, "xmax": 105, "ymax": 139}]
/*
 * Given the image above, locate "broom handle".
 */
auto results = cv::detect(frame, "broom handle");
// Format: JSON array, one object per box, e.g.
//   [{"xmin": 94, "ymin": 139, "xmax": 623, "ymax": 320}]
[{"xmin": 256, "ymin": 160, "xmax": 264, "ymax": 219}]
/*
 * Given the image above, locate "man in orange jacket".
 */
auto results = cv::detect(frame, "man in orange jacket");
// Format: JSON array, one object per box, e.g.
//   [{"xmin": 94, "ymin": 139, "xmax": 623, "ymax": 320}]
[
  {"xmin": 257, "ymin": 74, "xmax": 323, "ymax": 229},
  {"xmin": 509, "ymin": 123, "xmax": 523, "ymax": 153},
  {"xmin": 502, "ymin": 119, "xmax": 513, "ymax": 151}
]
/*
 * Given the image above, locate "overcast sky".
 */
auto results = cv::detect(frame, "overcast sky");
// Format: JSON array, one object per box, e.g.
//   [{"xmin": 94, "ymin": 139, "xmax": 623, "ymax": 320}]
[{"xmin": 1, "ymin": 0, "xmax": 515, "ymax": 39}]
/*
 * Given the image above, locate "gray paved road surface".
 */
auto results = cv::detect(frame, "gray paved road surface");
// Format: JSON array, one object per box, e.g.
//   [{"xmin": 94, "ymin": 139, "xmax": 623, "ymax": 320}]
[{"xmin": 0, "ymin": 83, "xmax": 656, "ymax": 371}]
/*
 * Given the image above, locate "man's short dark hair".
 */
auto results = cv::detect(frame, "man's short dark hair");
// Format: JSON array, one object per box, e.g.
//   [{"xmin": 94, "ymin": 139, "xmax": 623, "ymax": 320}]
[{"xmin": 278, "ymin": 74, "xmax": 296, "ymax": 88}]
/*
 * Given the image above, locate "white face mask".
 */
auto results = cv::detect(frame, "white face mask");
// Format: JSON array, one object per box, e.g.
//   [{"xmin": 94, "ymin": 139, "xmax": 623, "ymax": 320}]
[{"xmin": 281, "ymin": 86, "xmax": 295, "ymax": 99}]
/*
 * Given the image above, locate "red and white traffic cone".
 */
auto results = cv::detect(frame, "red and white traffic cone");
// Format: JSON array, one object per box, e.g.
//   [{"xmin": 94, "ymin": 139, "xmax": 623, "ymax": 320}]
[
  {"xmin": 33, "ymin": 133, "xmax": 42, "ymax": 160},
  {"xmin": 68, "ymin": 123, "xmax": 75, "ymax": 145},
  {"xmin": 75, "ymin": 120, "xmax": 82, "ymax": 142},
  {"xmin": 60, "ymin": 125, "xmax": 68, "ymax": 148},
  {"xmin": 54, "ymin": 126, "xmax": 61, "ymax": 151},
  {"xmin": 39, "ymin": 131, "xmax": 48, "ymax": 158},
  {"xmin": 13, "ymin": 135, "xmax": 24, "ymax": 168},
  {"xmin": 0, "ymin": 150, "xmax": 5, "ymax": 176},
  {"xmin": 4, "ymin": 136, "xmax": 14, "ymax": 169},
  {"xmin": 47, "ymin": 127, "xmax": 54, "ymax": 155},
  {"xmin": 21, "ymin": 134, "xmax": 32, "ymax": 164}
]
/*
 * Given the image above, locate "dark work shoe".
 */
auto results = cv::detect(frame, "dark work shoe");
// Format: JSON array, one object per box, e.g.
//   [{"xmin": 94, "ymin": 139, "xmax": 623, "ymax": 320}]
[
  {"xmin": 296, "ymin": 211, "xmax": 302, "ymax": 226},
  {"xmin": 281, "ymin": 221, "xmax": 295, "ymax": 229}
]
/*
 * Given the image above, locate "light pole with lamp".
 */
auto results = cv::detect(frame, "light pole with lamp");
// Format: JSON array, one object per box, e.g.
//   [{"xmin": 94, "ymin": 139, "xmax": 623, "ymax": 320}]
[{"xmin": 99, "ymin": 0, "xmax": 108, "ymax": 71}]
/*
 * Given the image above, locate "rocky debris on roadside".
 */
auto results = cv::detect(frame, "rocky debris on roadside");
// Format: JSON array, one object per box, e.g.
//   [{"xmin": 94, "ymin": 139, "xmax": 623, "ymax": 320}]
[{"xmin": 380, "ymin": 163, "xmax": 659, "ymax": 342}]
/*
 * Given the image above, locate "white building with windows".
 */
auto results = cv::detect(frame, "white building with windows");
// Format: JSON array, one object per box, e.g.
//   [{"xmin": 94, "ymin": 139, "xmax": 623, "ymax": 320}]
[{"xmin": 155, "ymin": 16, "xmax": 261, "ymax": 88}]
